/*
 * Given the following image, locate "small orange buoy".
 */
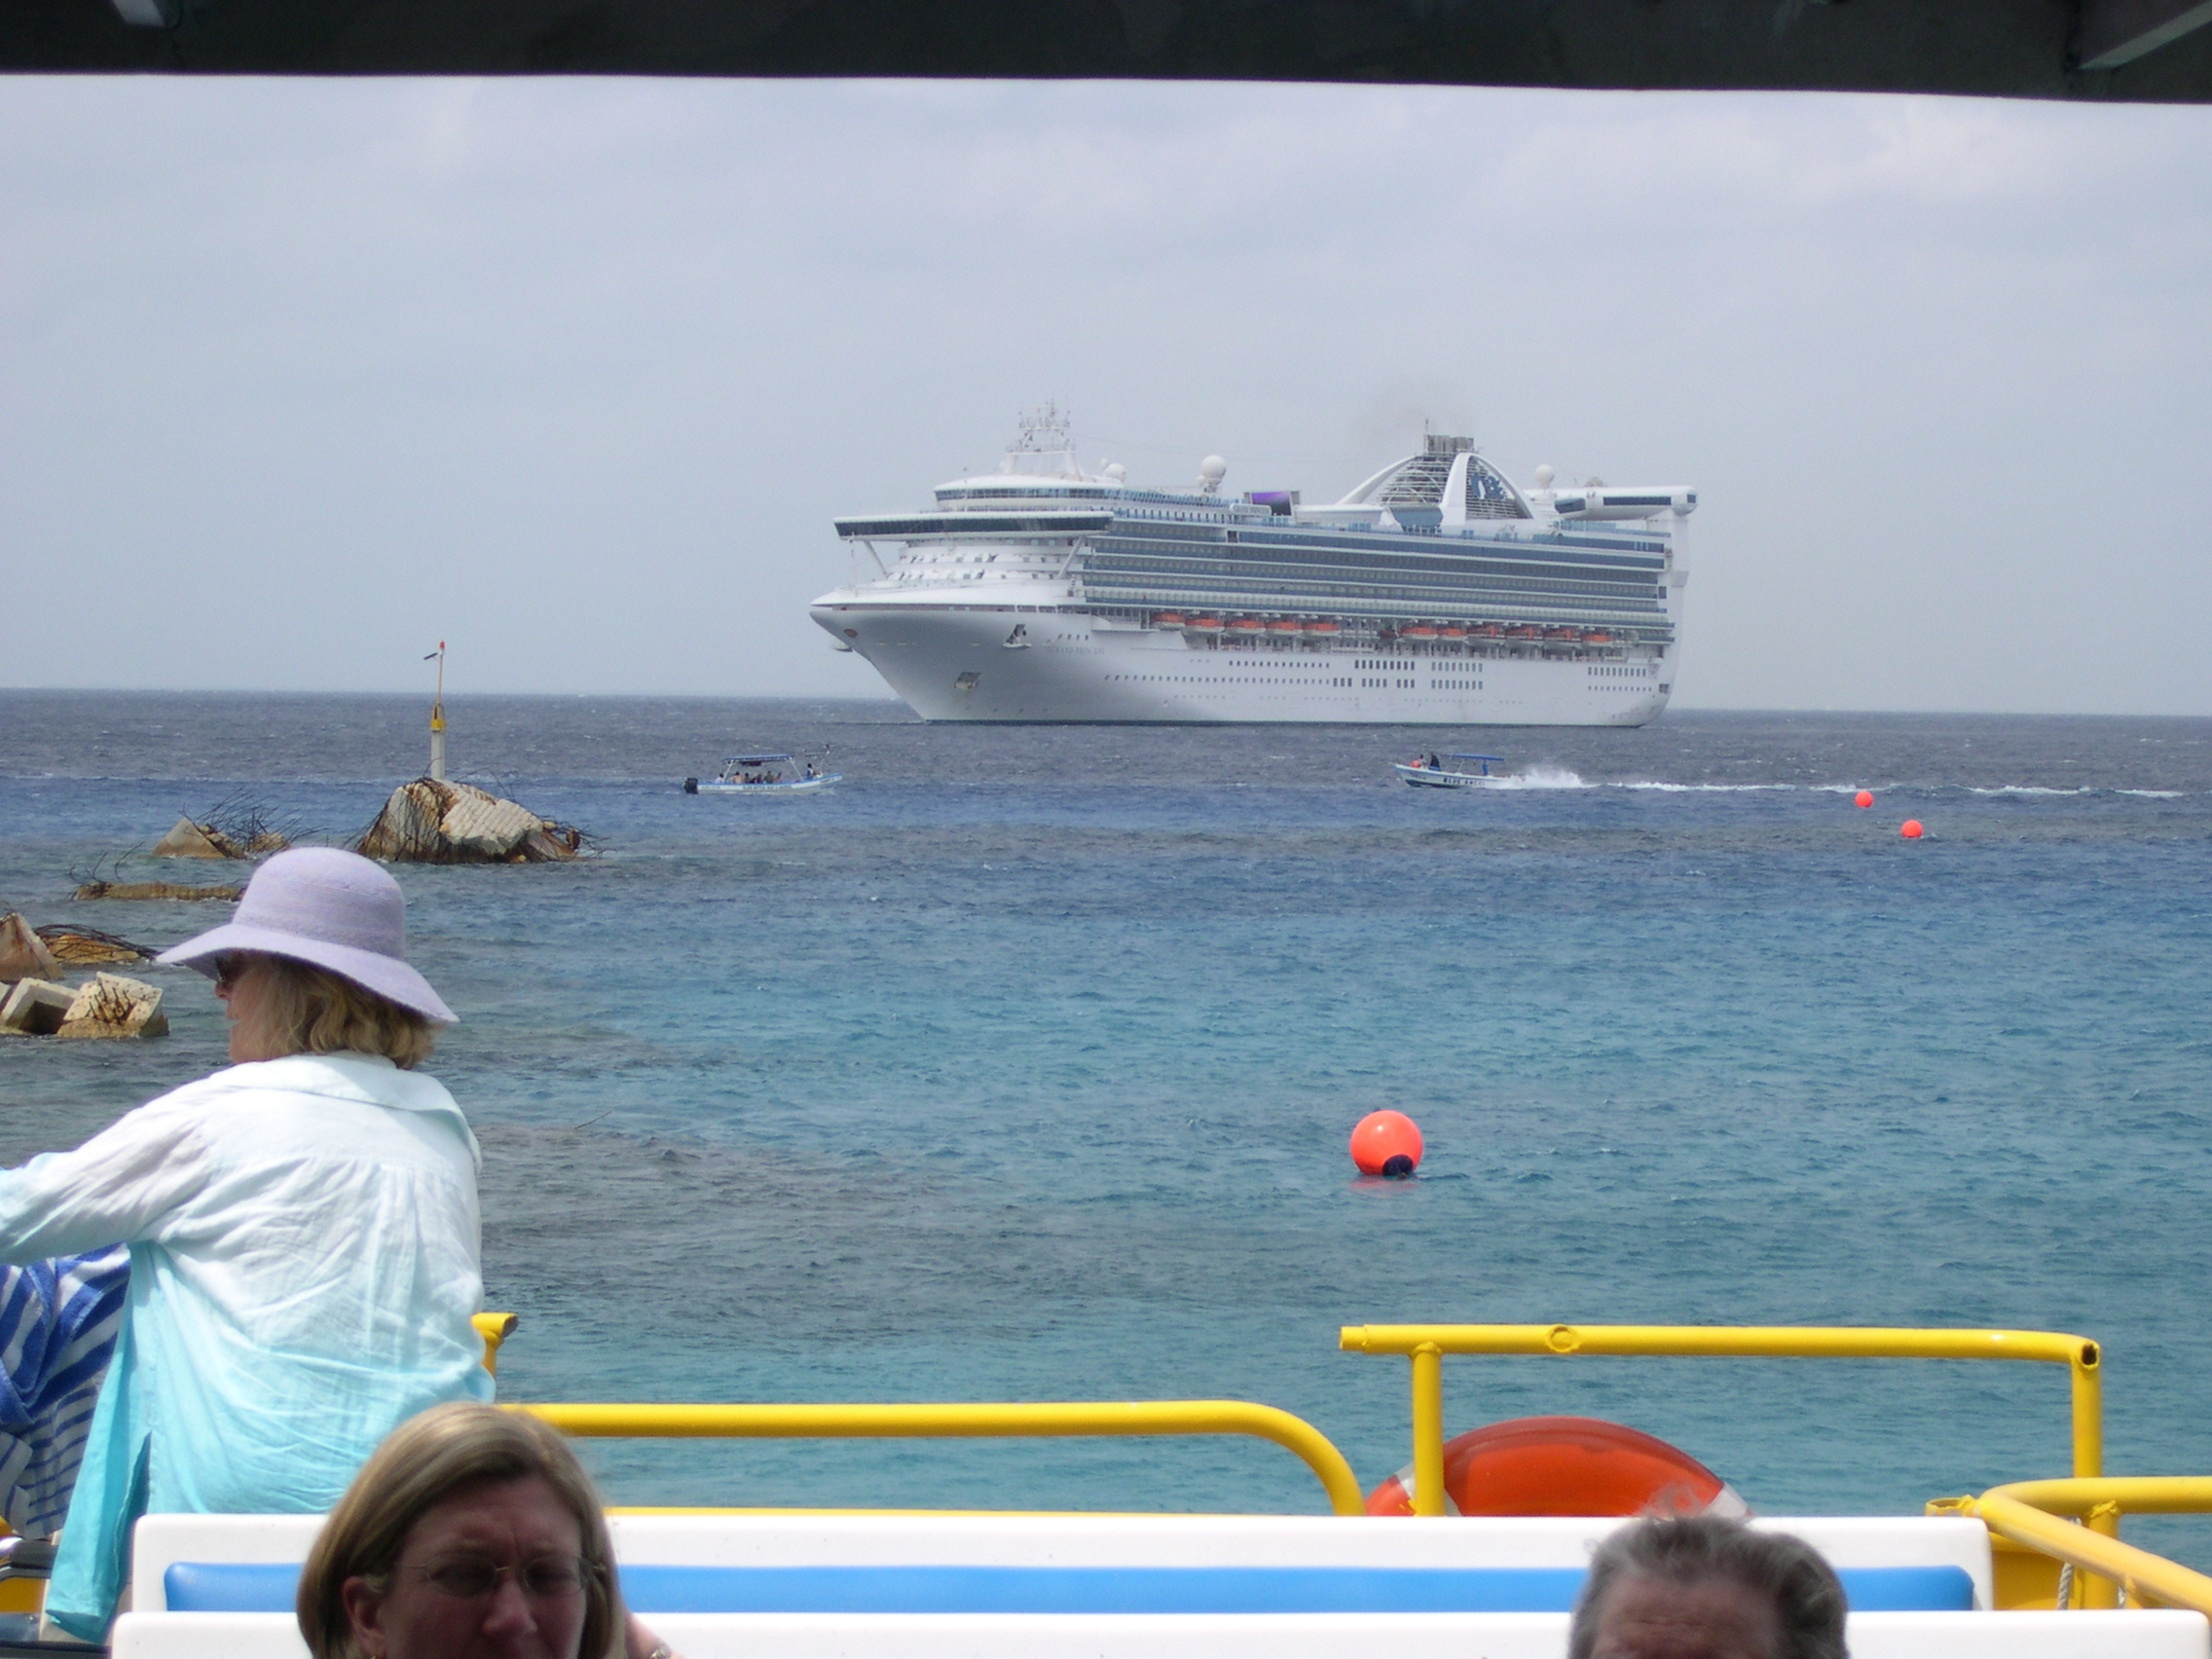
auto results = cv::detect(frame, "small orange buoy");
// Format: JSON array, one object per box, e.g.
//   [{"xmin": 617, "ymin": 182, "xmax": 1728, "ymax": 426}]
[
  {"xmin": 1350, "ymin": 1110, "xmax": 1422, "ymax": 1178},
  {"xmin": 1854, "ymin": 790, "xmax": 1873, "ymax": 809},
  {"xmin": 1900, "ymin": 819, "xmax": 1924, "ymax": 839}
]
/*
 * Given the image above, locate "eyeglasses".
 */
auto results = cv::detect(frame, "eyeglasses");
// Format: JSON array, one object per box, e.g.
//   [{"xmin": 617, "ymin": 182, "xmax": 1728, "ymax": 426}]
[
  {"xmin": 410, "ymin": 1554, "xmax": 589, "ymax": 1601},
  {"xmin": 212, "ymin": 954, "xmax": 252, "ymax": 990}
]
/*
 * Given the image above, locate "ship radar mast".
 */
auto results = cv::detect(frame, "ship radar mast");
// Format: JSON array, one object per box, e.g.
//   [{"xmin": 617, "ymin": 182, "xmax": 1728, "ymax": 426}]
[{"xmin": 998, "ymin": 402, "xmax": 1086, "ymax": 479}]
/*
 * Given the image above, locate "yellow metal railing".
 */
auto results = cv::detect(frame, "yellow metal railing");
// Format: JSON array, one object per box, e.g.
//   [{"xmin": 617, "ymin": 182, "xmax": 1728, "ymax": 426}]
[
  {"xmin": 511, "ymin": 1400, "xmax": 1365, "ymax": 1517},
  {"xmin": 1943, "ymin": 1478, "xmax": 2212, "ymax": 1614},
  {"xmin": 473, "ymin": 1311, "xmax": 518, "ymax": 1375},
  {"xmin": 1340, "ymin": 1323, "xmax": 2103, "ymax": 1520}
]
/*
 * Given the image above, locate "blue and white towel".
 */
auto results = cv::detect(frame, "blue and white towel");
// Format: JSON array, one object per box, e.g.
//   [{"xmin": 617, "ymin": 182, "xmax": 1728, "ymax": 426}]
[{"xmin": 0, "ymin": 1247, "xmax": 129, "ymax": 1540}]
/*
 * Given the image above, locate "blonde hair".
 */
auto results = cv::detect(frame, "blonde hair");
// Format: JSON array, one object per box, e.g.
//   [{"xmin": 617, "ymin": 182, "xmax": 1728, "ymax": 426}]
[
  {"xmin": 297, "ymin": 1403, "xmax": 623, "ymax": 1659},
  {"xmin": 246, "ymin": 955, "xmax": 435, "ymax": 1069}
]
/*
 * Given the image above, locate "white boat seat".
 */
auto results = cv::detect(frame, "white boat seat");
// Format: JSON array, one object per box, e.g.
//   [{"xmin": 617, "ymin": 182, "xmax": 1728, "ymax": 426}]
[{"xmin": 110, "ymin": 1608, "xmax": 2212, "ymax": 1659}]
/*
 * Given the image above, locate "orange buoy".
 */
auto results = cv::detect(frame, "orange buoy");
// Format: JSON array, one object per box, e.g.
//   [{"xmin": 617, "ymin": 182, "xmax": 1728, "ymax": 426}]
[
  {"xmin": 1365, "ymin": 1416, "xmax": 1746, "ymax": 1518},
  {"xmin": 1900, "ymin": 819, "xmax": 1924, "ymax": 839},
  {"xmin": 1854, "ymin": 790, "xmax": 1873, "ymax": 809},
  {"xmin": 1349, "ymin": 1110, "xmax": 1422, "ymax": 1178}
]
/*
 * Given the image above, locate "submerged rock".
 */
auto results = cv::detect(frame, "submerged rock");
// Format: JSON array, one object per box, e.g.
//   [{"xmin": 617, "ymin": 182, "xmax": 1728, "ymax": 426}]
[
  {"xmin": 355, "ymin": 779, "xmax": 586, "ymax": 865},
  {"xmin": 0, "ymin": 913, "xmax": 60, "ymax": 981},
  {"xmin": 55, "ymin": 974, "xmax": 167, "ymax": 1040}
]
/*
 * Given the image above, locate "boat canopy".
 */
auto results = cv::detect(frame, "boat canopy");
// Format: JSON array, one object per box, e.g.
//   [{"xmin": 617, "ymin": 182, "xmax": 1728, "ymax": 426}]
[{"xmin": 723, "ymin": 755, "xmax": 795, "ymax": 765}]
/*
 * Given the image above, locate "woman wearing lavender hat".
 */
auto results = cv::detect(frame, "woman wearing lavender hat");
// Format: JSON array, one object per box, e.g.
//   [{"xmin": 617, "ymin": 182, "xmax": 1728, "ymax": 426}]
[{"xmin": 0, "ymin": 848, "xmax": 492, "ymax": 1641}]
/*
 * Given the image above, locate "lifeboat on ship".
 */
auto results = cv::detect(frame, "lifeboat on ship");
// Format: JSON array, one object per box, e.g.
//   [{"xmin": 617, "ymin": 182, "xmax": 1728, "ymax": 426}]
[
  {"xmin": 1582, "ymin": 630, "xmax": 1612, "ymax": 644},
  {"xmin": 1543, "ymin": 627, "xmax": 1575, "ymax": 642},
  {"xmin": 1151, "ymin": 611, "xmax": 1187, "ymax": 630},
  {"xmin": 1504, "ymin": 625, "xmax": 1536, "ymax": 640},
  {"xmin": 1363, "ymin": 1416, "xmax": 1746, "ymax": 1519},
  {"xmin": 1183, "ymin": 615, "xmax": 1224, "ymax": 634},
  {"xmin": 1303, "ymin": 618, "xmax": 1341, "ymax": 639},
  {"xmin": 1225, "ymin": 616, "xmax": 1263, "ymax": 637},
  {"xmin": 1403, "ymin": 624, "xmax": 1438, "ymax": 642},
  {"xmin": 1265, "ymin": 618, "xmax": 1302, "ymax": 639},
  {"xmin": 1440, "ymin": 624, "xmax": 1467, "ymax": 641},
  {"xmin": 1475, "ymin": 623, "xmax": 1502, "ymax": 638}
]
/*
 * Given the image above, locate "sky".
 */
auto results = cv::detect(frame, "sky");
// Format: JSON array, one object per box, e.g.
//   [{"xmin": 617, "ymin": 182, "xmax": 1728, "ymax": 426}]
[{"xmin": 3, "ymin": 77, "xmax": 2209, "ymax": 712}]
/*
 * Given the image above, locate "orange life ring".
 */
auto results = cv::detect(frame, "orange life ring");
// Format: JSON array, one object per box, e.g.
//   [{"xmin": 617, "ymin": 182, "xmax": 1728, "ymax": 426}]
[{"xmin": 1364, "ymin": 1416, "xmax": 1746, "ymax": 1518}]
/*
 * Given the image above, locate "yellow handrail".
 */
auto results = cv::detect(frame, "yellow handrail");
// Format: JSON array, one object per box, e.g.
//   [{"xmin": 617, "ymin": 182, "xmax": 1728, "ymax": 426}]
[
  {"xmin": 510, "ymin": 1400, "xmax": 1365, "ymax": 1517},
  {"xmin": 1339, "ymin": 1323, "xmax": 2103, "ymax": 1518},
  {"xmin": 473, "ymin": 1311, "xmax": 518, "ymax": 1376},
  {"xmin": 1963, "ymin": 1477, "xmax": 2212, "ymax": 1615}
]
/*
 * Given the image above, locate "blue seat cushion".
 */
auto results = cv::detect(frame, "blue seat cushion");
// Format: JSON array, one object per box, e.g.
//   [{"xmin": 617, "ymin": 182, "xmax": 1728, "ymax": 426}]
[{"xmin": 166, "ymin": 1560, "xmax": 1973, "ymax": 1614}]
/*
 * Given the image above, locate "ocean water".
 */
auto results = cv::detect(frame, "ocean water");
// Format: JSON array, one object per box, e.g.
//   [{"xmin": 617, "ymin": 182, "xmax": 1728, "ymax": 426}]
[{"xmin": 3, "ymin": 692, "xmax": 2210, "ymax": 1546}]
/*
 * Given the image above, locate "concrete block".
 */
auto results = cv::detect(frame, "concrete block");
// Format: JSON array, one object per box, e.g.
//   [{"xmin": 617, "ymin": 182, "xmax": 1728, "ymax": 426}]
[
  {"xmin": 150, "ymin": 816, "xmax": 241, "ymax": 859},
  {"xmin": 0, "ymin": 979, "xmax": 77, "ymax": 1037},
  {"xmin": 0, "ymin": 914, "xmax": 60, "ymax": 981},
  {"xmin": 55, "ymin": 974, "xmax": 167, "ymax": 1040}
]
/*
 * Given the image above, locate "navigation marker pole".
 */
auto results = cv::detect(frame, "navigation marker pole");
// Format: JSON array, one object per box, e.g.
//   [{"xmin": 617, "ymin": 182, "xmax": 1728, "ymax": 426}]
[{"xmin": 425, "ymin": 642, "xmax": 448, "ymax": 781}]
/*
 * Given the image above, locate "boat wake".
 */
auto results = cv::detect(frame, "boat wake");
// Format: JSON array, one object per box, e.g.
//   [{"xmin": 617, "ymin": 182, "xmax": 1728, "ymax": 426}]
[
  {"xmin": 1482, "ymin": 765, "xmax": 1593, "ymax": 791},
  {"xmin": 1415, "ymin": 769, "xmax": 2197, "ymax": 798},
  {"xmin": 1619, "ymin": 781, "xmax": 1795, "ymax": 793}
]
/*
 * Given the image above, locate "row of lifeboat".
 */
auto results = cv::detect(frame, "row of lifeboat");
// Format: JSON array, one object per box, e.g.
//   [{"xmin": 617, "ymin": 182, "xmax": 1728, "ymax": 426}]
[
  {"xmin": 1150, "ymin": 613, "xmax": 1340, "ymax": 639},
  {"xmin": 1147, "ymin": 613, "xmax": 1612, "ymax": 645}
]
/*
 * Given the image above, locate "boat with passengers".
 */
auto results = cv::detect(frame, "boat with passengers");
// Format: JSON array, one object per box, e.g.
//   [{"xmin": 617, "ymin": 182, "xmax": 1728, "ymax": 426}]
[
  {"xmin": 83, "ymin": 1310, "xmax": 2212, "ymax": 1659},
  {"xmin": 683, "ymin": 755, "xmax": 840, "ymax": 795},
  {"xmin": 1396, "ymin": 754, "xmax": 1506, "ymax": 789}
]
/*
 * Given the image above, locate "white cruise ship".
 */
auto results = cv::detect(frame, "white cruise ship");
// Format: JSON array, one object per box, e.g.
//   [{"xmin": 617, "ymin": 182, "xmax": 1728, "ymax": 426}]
[{"xmin": 810, "ymin": 408, "xmax": 1692, "ymax": 725}]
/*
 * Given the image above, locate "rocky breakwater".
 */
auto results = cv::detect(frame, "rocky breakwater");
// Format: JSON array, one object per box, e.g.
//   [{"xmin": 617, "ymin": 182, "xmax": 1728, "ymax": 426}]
[{"xmin": 355, "ymin": 778, "xmax": 586, "ymax": 865}]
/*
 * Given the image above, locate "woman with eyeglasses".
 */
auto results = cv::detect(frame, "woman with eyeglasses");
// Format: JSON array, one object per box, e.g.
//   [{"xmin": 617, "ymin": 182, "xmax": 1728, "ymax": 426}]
[
  {"xmin": 0, "ymin": 849, "xmax": 506, "ymax": 1642},
  {"xmin": 299, "ymin": 1402, "xmax": 676, "ymax": 1659}
]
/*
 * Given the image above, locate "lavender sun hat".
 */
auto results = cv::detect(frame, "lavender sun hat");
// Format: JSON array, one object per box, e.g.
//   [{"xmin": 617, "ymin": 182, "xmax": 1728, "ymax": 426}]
[{"xmin": 156, "ymin": 847, "xmax": 458, "ymax": 1024}]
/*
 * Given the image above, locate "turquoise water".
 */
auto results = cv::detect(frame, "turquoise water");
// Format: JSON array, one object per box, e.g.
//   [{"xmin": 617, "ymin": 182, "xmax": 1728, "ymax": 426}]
[{"xmin": 3, "ymin": 693, "xmax": 2210, "ymax": 1542}]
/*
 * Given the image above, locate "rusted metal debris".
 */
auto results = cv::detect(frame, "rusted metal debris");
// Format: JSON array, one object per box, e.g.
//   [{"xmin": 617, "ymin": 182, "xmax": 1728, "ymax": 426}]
[
  {"xmin": 36, "ymin": 924, "xmax": 154, "ymax": 964},
  {"xmin": 73, "ymin": 880, "xmax": 242, "ymax": 902},
  {"xmin": 148, "ymin": 792, "xmax": 308, "ymax": 859}
]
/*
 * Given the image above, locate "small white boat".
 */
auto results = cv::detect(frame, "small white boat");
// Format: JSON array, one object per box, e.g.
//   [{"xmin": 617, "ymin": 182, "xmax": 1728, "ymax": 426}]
[
  {"xmin": 1394, "ymin": 753, "xmax": 1504, "ymax": 789},
  {"xmin": 684, "ymin": 755, "xmax": 840, "ymax": 795}
]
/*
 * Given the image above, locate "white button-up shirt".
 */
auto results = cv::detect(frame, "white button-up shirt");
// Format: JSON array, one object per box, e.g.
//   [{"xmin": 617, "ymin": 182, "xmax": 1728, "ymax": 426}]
[{"xmin": 0, "ymin": 1052, "xmax": 494, "ymax": 1639}]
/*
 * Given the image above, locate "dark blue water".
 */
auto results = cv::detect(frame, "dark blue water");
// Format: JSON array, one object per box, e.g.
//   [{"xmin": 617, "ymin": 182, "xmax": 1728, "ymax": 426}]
[{"xmin": 4, "ymin": 693, "xmax": 2210, "ymax": 1544}]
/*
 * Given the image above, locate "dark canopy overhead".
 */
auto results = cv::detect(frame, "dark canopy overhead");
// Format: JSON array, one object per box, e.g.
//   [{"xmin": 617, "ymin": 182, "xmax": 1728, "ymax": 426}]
[{"xmin": 6, "ymin": 0, "xmax": 2210, "ymax": 100}]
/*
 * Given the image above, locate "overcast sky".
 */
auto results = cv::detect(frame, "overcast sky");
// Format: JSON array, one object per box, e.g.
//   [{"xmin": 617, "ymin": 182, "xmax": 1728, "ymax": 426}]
[{"xmin": 4, "ymin": 77, "xmax": 2208, "ymax": 711}]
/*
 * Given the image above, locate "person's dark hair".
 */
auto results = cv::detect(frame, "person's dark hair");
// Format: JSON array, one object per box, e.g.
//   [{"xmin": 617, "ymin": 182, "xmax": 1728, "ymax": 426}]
[
  {"xmin": 1569, "ymin": 1515, "xmax": 1847, "ymax": 1659},
  {"xmin": 297, "ymin": 1402, "xmax": 622, "ymax": 1659}
]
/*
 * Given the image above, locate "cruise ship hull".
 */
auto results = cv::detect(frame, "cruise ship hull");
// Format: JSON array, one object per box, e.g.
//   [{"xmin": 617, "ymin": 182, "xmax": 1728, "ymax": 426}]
[{"xmin": 813, "ymin": 603, "xmax": 1669, "ymax": 725}]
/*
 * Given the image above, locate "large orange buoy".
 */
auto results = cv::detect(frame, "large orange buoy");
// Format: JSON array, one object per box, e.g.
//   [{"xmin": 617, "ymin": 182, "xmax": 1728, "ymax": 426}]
[
  {"xmin": 1349, "ymin": 1110, "xmax": 1422, "ymax": 1177},
  {"xmin": 1364, "ymin": 1416, "xmax": 1747, "ymax": 1518},
  {"xmin": 1900, "ymin": 819, "xmax": 1924, "ymax": 839},
  {"xmin": 1854, "ymin": 790, "xmax": 1873, "ymax": 809}
]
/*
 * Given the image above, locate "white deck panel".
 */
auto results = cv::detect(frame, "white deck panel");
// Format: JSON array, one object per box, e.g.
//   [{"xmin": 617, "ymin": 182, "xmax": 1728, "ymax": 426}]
[
  {"xmin": 109, "ymin": 1608, "xmax": 2212, "ymax": 1659},
  {"xmin": 129, "ymin": 1513, "xmax": 1993, "ymax": 1610}
]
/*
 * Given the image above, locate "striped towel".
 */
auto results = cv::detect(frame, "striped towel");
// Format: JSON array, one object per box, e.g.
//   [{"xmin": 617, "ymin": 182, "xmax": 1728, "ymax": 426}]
[{"xmin": 0, "ymin": 1247, "xmax": 129, "ymax": 1540}]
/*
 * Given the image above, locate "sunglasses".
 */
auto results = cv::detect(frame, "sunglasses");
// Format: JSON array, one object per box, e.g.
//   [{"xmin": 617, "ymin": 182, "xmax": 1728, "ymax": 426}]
[
  {"xmin": 410, "ymin": 1553, "xmax": 589, "ymax": 1602},
  {"xmin": 212, "ymin": 954, "xmax": 254, "ymax": 990}
]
